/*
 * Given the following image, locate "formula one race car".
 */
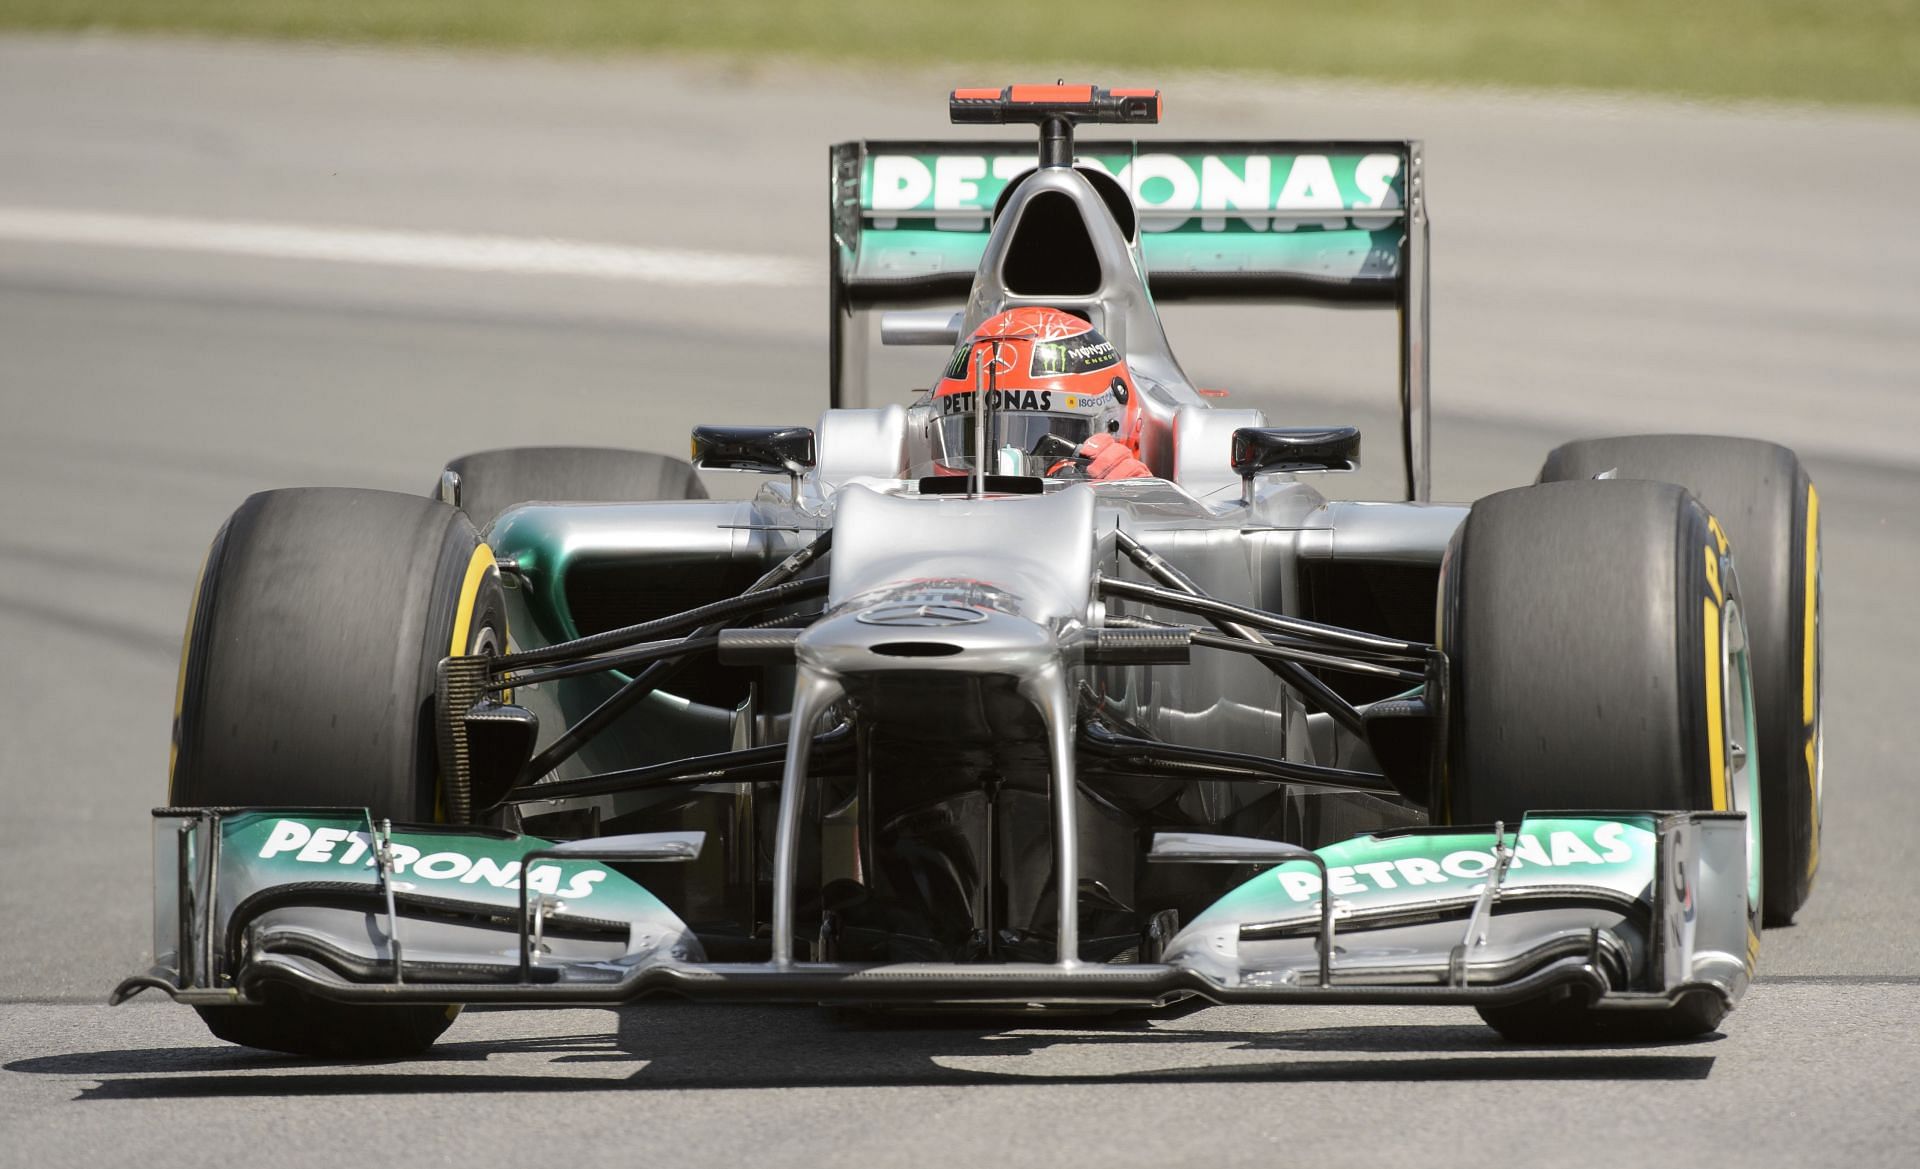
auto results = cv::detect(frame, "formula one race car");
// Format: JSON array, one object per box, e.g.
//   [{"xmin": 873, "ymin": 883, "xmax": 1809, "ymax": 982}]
[{"xmin": 119, "ymin": 85, "xmax": 1823, "ymax": 1056}]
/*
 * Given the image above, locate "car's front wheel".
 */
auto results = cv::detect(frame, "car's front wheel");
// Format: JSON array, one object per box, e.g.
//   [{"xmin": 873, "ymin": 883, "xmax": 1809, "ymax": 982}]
[
  {"xmin": 170, "ymin": 487, "xmax": 506, "ymax": 1056},
  {"xmin": 1539, "ymin": 435, "xmax": 1820, "ymax": 925},
  {"xmin": 1437, "ymin": 479, "xmax": 1761, "ymax": 1041}
]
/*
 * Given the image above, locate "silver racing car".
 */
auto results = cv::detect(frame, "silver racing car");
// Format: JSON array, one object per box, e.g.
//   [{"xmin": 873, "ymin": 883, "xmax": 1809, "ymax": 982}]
[{"xmin": 119, "ymin": 84, "xmax": 1823, "ymax": 1056}]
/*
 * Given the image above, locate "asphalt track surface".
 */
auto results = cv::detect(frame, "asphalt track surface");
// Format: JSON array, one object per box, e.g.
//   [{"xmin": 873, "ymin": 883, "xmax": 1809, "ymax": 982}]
[{"xmin": 2, "ymin": 36, "xmax": 1918, "ymax": 1169}]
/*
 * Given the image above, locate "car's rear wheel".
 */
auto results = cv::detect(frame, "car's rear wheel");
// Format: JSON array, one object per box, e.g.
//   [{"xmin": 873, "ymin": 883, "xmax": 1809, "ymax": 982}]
[
  {"xmin": 1438, "ymin": 479, "xmax": 1760, "ymax": 1041},
  {"xmin": 1539, "ymin": 435, "xmax": 1820, "ymax": 925},
  {"xmin": 437, "ymin": 446, "xmax": 706, "ymax": 532},
  {"xmin": 170, "ymin": 487, "xmax": 506, "ymax": 1056}
]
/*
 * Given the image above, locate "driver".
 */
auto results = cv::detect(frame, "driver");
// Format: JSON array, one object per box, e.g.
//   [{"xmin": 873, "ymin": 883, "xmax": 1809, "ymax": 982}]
[{"xmin": 926, "ymin": 307, "xmax": 1151, "ymax": 480}]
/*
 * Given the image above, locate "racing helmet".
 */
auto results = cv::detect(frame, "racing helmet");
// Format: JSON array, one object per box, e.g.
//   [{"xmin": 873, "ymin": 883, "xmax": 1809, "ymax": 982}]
[{"xmin": 926, "ymin": 307, "xmax": 1142, "ymax": 477}]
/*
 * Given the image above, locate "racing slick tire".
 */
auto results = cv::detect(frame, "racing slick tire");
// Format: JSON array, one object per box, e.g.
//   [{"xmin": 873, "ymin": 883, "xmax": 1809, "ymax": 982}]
[
  {"xmin": 437, "ymin": 446, "xmax": 706, "ymax": 532},
  {"xmin": 1539, "ymin": 435, "xmax": 1820, "ymax": 926},
  {"xmin": 170, "ymin": 487, "xmax": 508, "ymax": 1056},
  {"xmin": 1437, "ymin": 480, "xmax": 1761, "ymax": 1042}
]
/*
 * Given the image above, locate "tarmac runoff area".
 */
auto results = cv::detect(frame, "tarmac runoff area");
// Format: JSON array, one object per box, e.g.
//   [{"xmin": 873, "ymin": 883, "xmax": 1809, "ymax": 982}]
[{"xmin": 1, "ymin": 35, "xmax": 1917, "ymax": 1169}]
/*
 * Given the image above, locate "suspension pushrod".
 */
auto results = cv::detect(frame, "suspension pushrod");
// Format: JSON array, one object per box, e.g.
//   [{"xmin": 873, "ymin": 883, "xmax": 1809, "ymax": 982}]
[
  {"xmin": 512, "ymin": 529, "xmax": 833, "ymax": 784},
  {"xmin": 1079, "ymin": 724, "xmax": 1400, "ymax": 796},
  {"xmin": 1107, "ymin": 617, "xmax": 1424, "ymax": 684},
  {"xmin": 1108, "ymin": 530, "xmax": 1372, "ymax": 740},
  {"xmin": 489, "ymin": 726, "xmax": 853, "ymax": 809},
  {"xmin": 1099, "ymin": 575, "xmax": 1429, "ymax": 656},
  {"xmin": 491, "ymin": 636, "xmax": 721, "ymax": 691},
  {"xmin": 1193, "ymin": 627, "xmax": 1423, "ymax": 682},
  {"xmin": 504, "ymin": 607, "xmax": 826, "ymax": 689},
  {"xmin": 496, "ymin": 575, "xmax": 827, "ymax": 672}
]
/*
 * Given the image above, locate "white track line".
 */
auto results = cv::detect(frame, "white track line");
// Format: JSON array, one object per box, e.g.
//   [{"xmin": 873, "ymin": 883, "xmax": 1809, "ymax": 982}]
[{"xmin": 0, "ymin": 206, "xmax": 811, "ymax": 288}]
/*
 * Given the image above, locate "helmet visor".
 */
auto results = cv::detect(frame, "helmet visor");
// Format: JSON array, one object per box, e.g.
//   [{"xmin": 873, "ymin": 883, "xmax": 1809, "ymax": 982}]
[{"xmin": 932, "ymin": 412, "xmax": 1094, "ymax": 475}]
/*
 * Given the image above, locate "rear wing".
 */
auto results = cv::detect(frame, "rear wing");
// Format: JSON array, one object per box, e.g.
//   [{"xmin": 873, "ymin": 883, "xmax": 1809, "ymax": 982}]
[{"xmin": 827, "ymin": 140, "xmax": 1433, "ymax": 498}]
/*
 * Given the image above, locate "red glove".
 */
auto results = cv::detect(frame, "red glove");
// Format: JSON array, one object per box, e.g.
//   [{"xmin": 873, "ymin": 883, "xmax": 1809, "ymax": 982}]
[{"xmin": 1080, "ymin": 433, "xmax": 1152, "ymax": 480}]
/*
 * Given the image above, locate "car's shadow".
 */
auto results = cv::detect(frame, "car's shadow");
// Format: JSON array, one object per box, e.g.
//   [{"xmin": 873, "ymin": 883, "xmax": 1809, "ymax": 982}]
[{"xmin": 6, "ymin": 1000, "xmax": 1718, "ymax": 1100}]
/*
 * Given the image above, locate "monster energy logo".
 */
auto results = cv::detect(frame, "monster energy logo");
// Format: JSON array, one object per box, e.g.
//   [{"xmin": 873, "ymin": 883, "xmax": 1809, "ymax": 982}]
[{"xmin": 1030, "ymin": 338, "xmax": 1117, "ymax": 377}]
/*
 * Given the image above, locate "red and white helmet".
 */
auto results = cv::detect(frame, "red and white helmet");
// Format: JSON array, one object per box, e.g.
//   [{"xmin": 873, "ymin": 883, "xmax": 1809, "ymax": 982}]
[{"xmin": 925, "ymin": 307, "xmax": 1143, "ymax": 476}]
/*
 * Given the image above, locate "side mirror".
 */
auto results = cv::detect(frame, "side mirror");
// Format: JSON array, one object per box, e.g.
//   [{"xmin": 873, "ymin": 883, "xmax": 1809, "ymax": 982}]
[
  {"xmin": 691, "ymin": 425, "xmax": 817, "ymax": 475},
  {"xmin": 1229, "ymin": 426, "xmax": 1360, "ymax": 502}
]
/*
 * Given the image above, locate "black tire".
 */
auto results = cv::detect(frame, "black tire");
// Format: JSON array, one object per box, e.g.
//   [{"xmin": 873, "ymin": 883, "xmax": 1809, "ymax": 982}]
[
  {"xmin": 439, "ymin": 446, "xmax": 706, "ymax": 532},
  {"xmin": 1540, "ymin": 435, "xmax": 1820, "ymax": 925},
  {"xmin": 171, "ymin": 487, "xmax": 508, "ymax": 1056},
  {"xmin": 1438, "ymin": 479, "xmax": 1757, "ymax": 1042}
]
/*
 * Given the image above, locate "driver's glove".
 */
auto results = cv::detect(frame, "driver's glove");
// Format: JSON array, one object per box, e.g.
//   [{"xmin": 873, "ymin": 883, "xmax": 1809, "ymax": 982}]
[{"xmin": 1081, "ymin": 433, "xmax": 1152, "ymax": 480}]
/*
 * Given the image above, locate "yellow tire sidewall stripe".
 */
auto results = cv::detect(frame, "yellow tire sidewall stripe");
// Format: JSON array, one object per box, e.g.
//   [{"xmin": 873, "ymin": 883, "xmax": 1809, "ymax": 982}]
[
  {"xmin": 1704, "ymin": 593, "xmax": 1727, "ymax": 812},
  {"xmin": 436, "ymin": 542, "xmax": 499, "ymax": 827},
  {"xmin": 450, "ymin": 542, "xmax": 497, "ymax": 657}
]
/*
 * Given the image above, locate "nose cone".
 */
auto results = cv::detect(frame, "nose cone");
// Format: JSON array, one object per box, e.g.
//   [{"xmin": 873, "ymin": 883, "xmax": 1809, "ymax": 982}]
[{"xmin": 826, "ymin": 483, "xmax": 1096, "ymax": 626}]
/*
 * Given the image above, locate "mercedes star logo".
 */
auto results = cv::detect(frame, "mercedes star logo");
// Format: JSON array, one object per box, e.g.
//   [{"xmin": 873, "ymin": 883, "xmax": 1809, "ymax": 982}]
[{"xmin": 855, "ymin": 602, "xmax": 991, "ymax": 628}]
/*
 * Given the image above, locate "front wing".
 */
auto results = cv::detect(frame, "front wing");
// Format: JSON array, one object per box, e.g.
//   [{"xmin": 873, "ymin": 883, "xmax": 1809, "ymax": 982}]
[{"xmin": 114, "ymin": 807, "xmax": 1753, "ymax": 1015}]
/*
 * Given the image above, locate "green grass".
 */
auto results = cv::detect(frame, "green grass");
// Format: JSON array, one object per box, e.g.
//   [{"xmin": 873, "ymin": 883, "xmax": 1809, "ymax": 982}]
[{"xmin": 7, "ymin": 1, "xmax": 1919, "ymax": 107}]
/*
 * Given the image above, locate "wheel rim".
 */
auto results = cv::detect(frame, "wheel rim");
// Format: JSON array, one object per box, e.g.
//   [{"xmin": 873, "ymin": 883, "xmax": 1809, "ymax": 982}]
[{"xmin": 1721, "ymin": 598, "xmax": 1763, "ymax": 910}]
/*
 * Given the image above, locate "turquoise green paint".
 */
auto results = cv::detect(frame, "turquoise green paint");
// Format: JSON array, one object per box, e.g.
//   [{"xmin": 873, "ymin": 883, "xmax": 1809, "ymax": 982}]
[
  {"xmin": 482, "ymin": 504, "xmax": 746, "ymax": 776},
  {"xmin": 216, "ymin": 812, "xmax": 681, "ymax": 923},
  {"xmin": 852, "ymin": 226, "xmax": 1399, "ymax": 282},
  {"xmin": 854, "ymin": 148, "xmax": 1406, "ymax": 284},
  {"xmin": 488, "ymin": 506, "xmax": 585, "ymax": 649},
  {"xmin": 858, "ymin": 149, "xmax": 1407, "ymax": 216},
  {"xmin": 1188, "ymin": 815, "xmax": 1659, "ymax": 932}
]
